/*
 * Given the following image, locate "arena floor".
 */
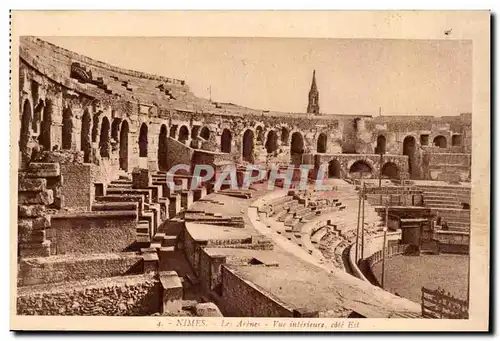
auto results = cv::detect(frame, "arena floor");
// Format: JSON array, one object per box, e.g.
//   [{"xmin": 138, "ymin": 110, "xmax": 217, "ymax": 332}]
[{"xmin": 371, "ymin": 254, "xmax": 469, "ymax": 303}]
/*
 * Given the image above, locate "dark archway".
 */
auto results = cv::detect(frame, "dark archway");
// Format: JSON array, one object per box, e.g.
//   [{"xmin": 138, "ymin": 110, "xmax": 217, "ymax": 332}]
[
  {"xmin": 375, "ymin": 135, "xmax": 386, "ymax": 154},
  {"xmin": 119, "ymin": 120, "xmax": 129, "ymax": 171},
  {"xmin": 403, "ymin": 136, "xmax": 416, "ymax": 178},
  {"xmin": 221, "ymin": 128, "xmax": 232, "ymax": 153},
  {"xmin": 452, "ymin": 134, "xmax": 462, "ymax": 146},
  {"xmin": 290, "ymin": 132, "xmax": 304, "ymax": 164},
  {"xmin": 381, "ymin": 162, "xmax": 400, "ymax": 179},
  {"xmin": 349, "ymin": 160, "xmax": 372, "ymax": 175},
  {"xmin": 265, "ymin": 130, "xmax": 278, "ymax": 154},
  {"xmin": 200, "ymin": 126, "xmax": 210, "ymax": 140},
  {"xmin": 99, "ymin": 117, "xmax": 111, "ymax": 158},
  {"xmin": 281, "ymin": 127, "xmax": 290, "ymax": 144},
  {"xmin": 62, "ymin": 107, "xmax": 73, "ymax": 150},
  {"xmin": 19, "ymin": 99, "xmax": 32, "ymax": 165},
  {"xmin": 178, "ymin": 125, "xmax": 189, "ymax": 144},
  {"xmin": 242, "ymin": 129, "xmax": 254, "ymax": 162},
  {"xmin": 158, "ymin": 124, "xmax": 168, "ymax": 171},
  {"xmin": 139, "ymin": 123, "xmax": 148, "ymax": 157},
  {"xmin": 433, "ymin": 135, "xmax": 447, "ymax": 148},
  {"xmin": 328, "ymin": 159, "xmax": 341, "ymax": 178},
  {"xmin": 111, "ymin": 118, "xmax": 121, "ymax": 143},
  {"xmin": 81, "ymin": 110, "xmax": 92, "ymax": 162},
  {"xmin": 317, "ymin": 133, "xmax": 327, "ymax": 153},
  {"xmin": 39, "ymin": 99, "xmax": 52, "ymax": 151}
]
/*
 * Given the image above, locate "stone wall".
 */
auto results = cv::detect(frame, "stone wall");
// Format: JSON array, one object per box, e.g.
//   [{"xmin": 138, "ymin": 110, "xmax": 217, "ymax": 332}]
[
  {"xmin": 17, "ymin": 274, "xmax": 161, "ymax": 316},
  {"xmin": 60, "ymin": 163, "xmax": 94, "ymax": 210},
  {"xmin": 49, "ymin": 212, "xmax": 138, "ymax": 255},
  {"xmin": 18, "ymin": 252, "xmax": 144, "ymax": 286},
  {"xmin": 220, "ymin": 265, "xmax": 294, "ymax": 317},
  {"xmin": 166, "ymin": 137, "xmax": 194, "ymax": 171}
]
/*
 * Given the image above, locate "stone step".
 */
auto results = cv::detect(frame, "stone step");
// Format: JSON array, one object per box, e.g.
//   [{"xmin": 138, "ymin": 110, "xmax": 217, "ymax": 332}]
[{"xmin": 91, "ymin": 202, "xmax": 138, "ymax": 211}]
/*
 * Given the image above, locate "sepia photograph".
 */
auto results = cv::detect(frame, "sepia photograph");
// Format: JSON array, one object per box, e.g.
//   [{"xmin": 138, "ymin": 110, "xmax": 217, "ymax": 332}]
[{"xmin": 9, "ymin": 10, "xmax": 490, "ymax": 332}]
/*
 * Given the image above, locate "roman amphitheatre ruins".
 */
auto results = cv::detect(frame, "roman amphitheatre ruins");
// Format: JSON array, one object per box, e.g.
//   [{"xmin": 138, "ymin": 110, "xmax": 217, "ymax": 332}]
[{"xmin": 16, "ymin": 37, "xmax": 471, "ymax": 318}]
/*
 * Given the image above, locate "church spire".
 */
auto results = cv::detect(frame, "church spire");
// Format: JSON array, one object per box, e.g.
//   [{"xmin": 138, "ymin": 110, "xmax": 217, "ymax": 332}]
[{"xmin": 307, "ymin": 70, "xmax": 320, "ymax": 114}]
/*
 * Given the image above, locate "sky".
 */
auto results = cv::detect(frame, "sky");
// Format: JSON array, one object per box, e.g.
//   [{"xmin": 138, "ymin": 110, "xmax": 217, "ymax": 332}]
[{"xmin": 42, "ymin": 37, "xmax": 472, "ymax": 116}]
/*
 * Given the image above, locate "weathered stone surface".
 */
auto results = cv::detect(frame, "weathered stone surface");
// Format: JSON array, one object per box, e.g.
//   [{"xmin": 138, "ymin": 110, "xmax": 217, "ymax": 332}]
[
  {"xmin": 26, "ymin": 163, "xmax": 60, "ymax": 178},
  {"xmin": 18, "ymin": 216, "xmax": 51, "ymax": 231},
  {"xmin": 18, "ymin": 190, "xmax": 54, "ymax": 205},
  {"xmin": 132, "ymin": 168, "xmax": 152, "ymax": 189},
  {"xmin": 19, "ymin": 178, "xmax": 47, "ymax": 192},
  {"xmin": 18, "ymin": 204, "xmax": 46, "ymax": 217},
  {"xmin": 19, "ymin": 240, "xmax": 51, "ymax": 258},
  {"xmin": 195, "ymin": 302, "xmax": 223, "ymax": 317},
  {"xmin": 32, "ymin": 150, "xmax": 84, "ymax": 164}
]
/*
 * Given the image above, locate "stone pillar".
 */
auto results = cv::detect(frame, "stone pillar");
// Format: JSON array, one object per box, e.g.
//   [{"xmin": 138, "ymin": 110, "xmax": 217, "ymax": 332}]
[
  {"xmin": 159, "ymin": 271, "xmax": 183, "ymax": 314},
  {"xmin": 132, "ymin": 168, "xmax": 152, "ymax": 189}
]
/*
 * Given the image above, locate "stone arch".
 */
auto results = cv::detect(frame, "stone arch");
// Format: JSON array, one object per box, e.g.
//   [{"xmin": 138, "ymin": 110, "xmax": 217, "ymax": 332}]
[
  {"xmin": 62, "ymin": 107, "xmax": 73, "ymax": 150},
  {"xmin": 381, "ymin": 162, "xmax": 400, "ymax": 179},
  {"xmin": 265, "ymin": 130, "xmax": 278, "ymax": 154},
  {"xmin": 317, "ymin": 133, "xmax": 327, "ymax": 153},
  {"xmin": 375, "ymin": 134, "xmax": 386, "ymax": 154},
  {"xmin": 119, "ymin": 120, "xmax": 129, "ymax": 171},
  {"xmin": 39, "ymin": 99, "xmax": 52, "ymax": 150},
  {"xmin": 290, "ymin": 132, "xmax": 304, "ymax": 164},
  {"xmin": 349, "ymin": 160, "xmax": 372, "ymax": 175},
  {"xmin": 158, "ymin": 124, "xmax": 168, "ymax": 171},
  {"xmin": 19, "ymin": 99, "xmax": 32, "ymax": 166},
  {"xmin": 281, "ymin": 127, "xmax": 290, "ymax": 144},
  {"xmin": 178, "ymin": 125, "xmax": 189, "ymax": 144},
  {"xmin": 80, "ymin": 109, "xmax": 92, "ymax": 162},
  {"xmin": 99, "ymin": 116, "xmax": 111, "ymax": 158},
  {"xmin": 221, "ymin": 128, "xmax": 232, "ymax": 153},
  {"xmin": 169, "ymin": 125, "xmax": 178, "ymax": 138},
  {"xmin": 200, "ymin": 126, "xmax": 210, "ymax": 140},
  {"xmin": 452, "ymin": 134, "xmax": 462, "ymax": 147},
  {"xmin": 242, "ymin": 129, "xmax": 254, "ymax": 162},
  {"xmin": 328, "ymin": 159, "xmax": 341, "ymax": 178},
  {"xmin": 403, "ymin": 135, "xmax": 416, "ymax": 178},
  {"xmin": 433, "ymin": 135, "xmax": 447, "ymax": 148},
  {"xmin": 139, "ymin": 123, "xmax": 148, "ymax": 158}
]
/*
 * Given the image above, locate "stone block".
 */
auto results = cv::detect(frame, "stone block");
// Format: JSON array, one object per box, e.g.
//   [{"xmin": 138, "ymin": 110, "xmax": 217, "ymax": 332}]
[
  {"xmin": 159, "ymin": 271, "xmax": 183, "ymax": 313},
  {"xmin": 18, "ymin": 216, "xmax": 51, "ymax": 231},
  {"xmin": 195, "ymin": 302, "xmax": 223, "ymax": 317},
  {"xmin": 18, "ymin": 190, "xmax": 54, "ymax": 205},
  {"xmin": 293, "ymin": 308, "xmax": 319, "ymax": 317},
  {"xmin": 19, "ymin": 240, "xmax": 51, "ymax": 258},
  {"xmin": 19, "ymin": 178, "xmax": 47, "ymax": 192},
  {"xmin": 26, "ymin": 163, "xmax": 60, "ymax": 178},
  {"xmin": 132, "ymin": 168, "xmax": 152, "ymax": 189},
  {"xmin": 18, "ymin": 204, "xmax": 46, "ymax": 218},
  {"xmin": 142, "ymin": 253, "xmax": 158, "ymax": 273}
]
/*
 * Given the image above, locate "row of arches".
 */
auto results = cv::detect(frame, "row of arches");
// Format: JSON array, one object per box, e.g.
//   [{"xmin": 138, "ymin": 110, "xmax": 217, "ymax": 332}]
[{"xmin": 325, "ymin": 159, "xmax": 400, "ymax": 179}]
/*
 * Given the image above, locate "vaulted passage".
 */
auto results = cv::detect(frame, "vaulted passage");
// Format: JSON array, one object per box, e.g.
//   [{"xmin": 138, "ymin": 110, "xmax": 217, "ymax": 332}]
[
  {"xmin": 375, "ymin": 135, "xmax": 386, "ymax": 154},
  {"xmin": 80, "ymin": 110, "xmax": 92, "ymax": 162},
  {"xmin": 221, "ymin": 128, "xmax": 232, "ymax": 153},
  {"xmin": 317, "ymin": 133, "xmax": 327, "ymax": 153},
  {"xmin": 433, "ymin": 135, "xmax": 447, "ymax": 148},
  {"xmin": 19, "ymin": 99, "xmax": 32, "ymax": 166},
  {"xmin": 62, "ymin": 107, "xmax": 73, "ymax": 150},
  {"xmin": 99, "ymin": 117, "xmax": 111, "ymax": 158},
  {"xmin": 381, "ymin": 162, "xmax": 400, "ymax": 179},
  {"xmin": 265, "ymin": 130, "xmax": 278, "ymax": 154},
  {"xmin": 452, "ymin": 134, "xmax": 462, "ymax": 146},
  {"xmin": 39, "ymin": 99, "xmax": 52, "ymax": 151},
  {"xmin": 158, "ymin": 124, "xmax": 168, "ymax": 171},
  {"xmin": 242, "ymin": 129, "xmax": 254, "ymax": 162},
  {"xmin": 349, "ymin": 160, "xmax": 372, "ymax": 176},
  {"xmin": 200, "ymin": 126, "xmax": 210, "ymax": 140},
  {"xmin": 403, "ymin": 136, "xmax": 416, "ymax": 178},
  {"xmin": 290, "ymin": 132, "xmax": 304, "ymax": 165},
  {"xmin": 119, "ymin": 120, "xmax": 129, "ymax": 171},
  {"xmin": 328, "ymin": 159, "xmax": 341, "ymax": 178},
  {"xmin": 178, "ymin": 125, "xmax": 189, "ymax": 144},
  {"xmin": 139, "ymin": 123, "xmax": 148, "ymax": 157}
]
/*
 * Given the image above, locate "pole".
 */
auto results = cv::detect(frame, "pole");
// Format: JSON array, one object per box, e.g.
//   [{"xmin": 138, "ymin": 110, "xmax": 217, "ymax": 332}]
[
  {"xmin": 382, "ymin": 204, "xmax": 388, "ymax": 289},
  {"xmin": 361, "ymin": 181, "xmax": 366, "ymax": 260},
  {"xmin": 355, "ymin": 174, "xmax": 362, "ymax": 262}
]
